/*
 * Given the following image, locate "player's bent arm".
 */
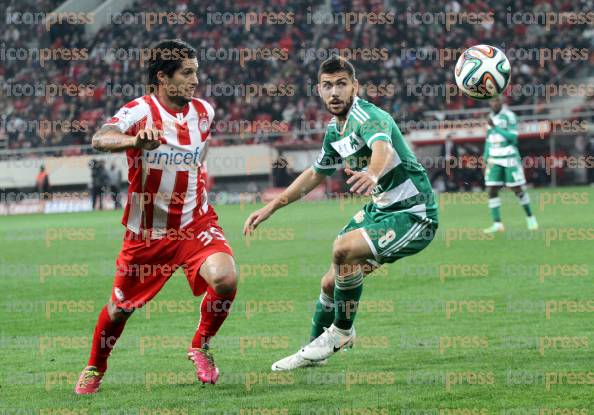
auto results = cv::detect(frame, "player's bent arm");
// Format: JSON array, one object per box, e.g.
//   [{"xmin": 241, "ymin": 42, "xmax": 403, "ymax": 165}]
[
  {"xmin": 91, "ymin": 125, "xmax": 162, "ymax": 152},
  {"xmin": 91, "ymin": 128, "xmax": 136, "ymax": 152},
  {"xmin": 269, "ymin": 167, "xmax": 326, "ymax": 211},
  {"xmin": 346, "ymin": 140, "xmax": 395, "ymax": 195},
  {"xmin": 367, "ymin": 140, "xmax": 395, "ymax": 179},
  {"xmin": 493, "ymin": 126, "xmax": 518, "ymax": 145}
]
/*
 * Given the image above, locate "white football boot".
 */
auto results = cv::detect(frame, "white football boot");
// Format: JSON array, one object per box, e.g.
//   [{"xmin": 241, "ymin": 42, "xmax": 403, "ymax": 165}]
[
  {"xmin": 483, "ymin": 222, "xmax": 505, "ymax": 234},
  {"xmin": 526, "ymin": 216, "xmax": 538, "ymax": 231},
  {"xmin": 271, "ymin": 352, "xmax": 327, "ymax": 372},
  {"xmin": 298, "ymin": 324, "xmax": 356, "ymax": 362}
]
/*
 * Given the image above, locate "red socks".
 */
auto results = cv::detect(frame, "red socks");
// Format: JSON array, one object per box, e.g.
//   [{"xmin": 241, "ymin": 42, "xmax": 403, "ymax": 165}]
[
  {"xmin": 192, "ymin": 287, "xmax": 236, "ymax": 349},
  {"xmin": 87, "ymin": 306, "xmax": 127, "ymax": 373},
  {"xmin": 86, "ymin": 288, "xmax": 235, "ymax": 371}
]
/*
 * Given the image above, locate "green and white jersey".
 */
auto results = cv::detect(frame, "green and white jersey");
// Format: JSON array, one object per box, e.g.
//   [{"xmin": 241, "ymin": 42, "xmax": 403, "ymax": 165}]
[
  {"xmin": 312, "ymin": 97, "xmax": 438, "ymax": 222},
  {"xmin": 484, "ymin": 107, "xmax": 520, "ymax": 167}
]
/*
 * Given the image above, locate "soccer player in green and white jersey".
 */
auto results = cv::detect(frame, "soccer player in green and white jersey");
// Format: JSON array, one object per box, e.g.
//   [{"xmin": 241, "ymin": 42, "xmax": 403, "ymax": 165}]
[
  {"xmin": 483, "ymin": 96, "xmax": 538, "ymax": 233},
  {"xmin": 243, "ymin": 56, "xmax": 438, "ymax": 370}
]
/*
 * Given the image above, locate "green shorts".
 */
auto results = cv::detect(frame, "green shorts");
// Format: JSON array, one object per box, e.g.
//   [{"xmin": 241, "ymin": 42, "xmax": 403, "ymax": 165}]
[
  {"xmin": 485, "ymin": 159, "xmax": 526, "ymax": 187},
  {"xmin": 338, "ymin": 203, "xmax": 437, "ymax": 266}
]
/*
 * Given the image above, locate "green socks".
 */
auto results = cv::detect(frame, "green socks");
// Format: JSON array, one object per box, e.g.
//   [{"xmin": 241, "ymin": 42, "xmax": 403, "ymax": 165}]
[
  {"xmin": 333, "ymin": 267, "xmax": 364, "ymax": 330},
  {"xmin": 310, "ymin": 266, "xmax": 366, "ymax": 338},
  {"xmin": 310, "ymin": 291, "xmax": 335, "ymax": 340},
  {"xmin": 517, "ymin": 191, "xmax": 533, "ymax": 216},
  {"xmin": 489, "ymin": 192, "xmax": 534, "ymax": 223},
  {"xmin": 488, "ymin": 197, "xmax": 502, "ymax": 222}
]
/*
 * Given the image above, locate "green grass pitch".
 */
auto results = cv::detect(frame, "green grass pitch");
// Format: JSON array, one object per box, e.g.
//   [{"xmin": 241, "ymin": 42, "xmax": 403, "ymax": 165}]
[{"xmin": 1, "ymin": 186, "xmax": 593, "ymax": 413}]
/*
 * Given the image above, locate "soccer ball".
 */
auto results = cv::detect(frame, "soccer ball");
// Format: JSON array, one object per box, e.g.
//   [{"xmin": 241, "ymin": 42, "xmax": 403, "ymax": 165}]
[{"xmin": 454, "ymin": 45, "xmax": 511, "ymax": 100}]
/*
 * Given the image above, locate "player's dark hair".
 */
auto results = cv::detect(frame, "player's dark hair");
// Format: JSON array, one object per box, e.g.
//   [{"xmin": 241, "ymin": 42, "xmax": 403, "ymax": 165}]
[
  {"xmin": 147, "ymin": 39, "xmax": 196, "ymax": 89},
  {"xmin": 318, "ymin": 56, "xmax": 356, "ymax": 80}
]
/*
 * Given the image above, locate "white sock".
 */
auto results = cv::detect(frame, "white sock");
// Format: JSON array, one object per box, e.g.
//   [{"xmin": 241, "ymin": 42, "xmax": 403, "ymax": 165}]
[{"xmin": 333, "ymin": 325, "xmax": 353, "ymax": 336}]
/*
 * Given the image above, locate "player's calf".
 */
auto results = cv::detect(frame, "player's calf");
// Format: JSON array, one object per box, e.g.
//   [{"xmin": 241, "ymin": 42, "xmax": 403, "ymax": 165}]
[
  {"xmin": 512, "ymin": 187, "xmax": 538, "ymax": 228},
  {"xmin": 186, "ymin": 253, "xmax": 237, "ymax": 384},
  {"xmin": 75, "ymin": 303, "xmax": 132, "ymax": 394},
  {"xmin": 188, "ymin": 284, "xmax": 236, "ymax": 384},
  {"xmin": 321, "ymin": 271, "xmax": 335, "ymax": 296},
  {"xmin": 331, "ymin": 231, "xmax": 373, "ymax": 333},
  {"xmin": 310, "ymin": 267, "xmax": 337, "ymax": 340},
  {"xmin": 485, "ymin": 186, "xmax": 504, "ymax": 232}
]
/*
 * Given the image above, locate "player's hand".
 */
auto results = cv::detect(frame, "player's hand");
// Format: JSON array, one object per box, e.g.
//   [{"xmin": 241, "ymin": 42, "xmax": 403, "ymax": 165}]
[
  {"xmin": 134, "ymin": 128, "xmax": 164, "ymax": 150},
  {"xmin": 345, "ymin": 167, "xmax": 378, "ymax": 196},
  {"xmin": 243, "ymin": 205, "xmax": 275, "ymax": 236},
  {"xmin": 482, "ymin": 157, "xmax": 491, "ymax": 172}
]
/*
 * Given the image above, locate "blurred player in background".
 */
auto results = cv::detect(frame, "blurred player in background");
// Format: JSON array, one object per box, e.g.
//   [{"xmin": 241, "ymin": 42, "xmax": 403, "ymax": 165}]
[
  {"xmin": 244, "ymin": 56, "xmax": 438, "ymax": 371},
  {"xmin": 483, "ymin": 96, "xmax": 538, "ymax": 233},
  {"xmin": 35, "ymin": 165, "xmax": 50, "ymax": 200},
  {"xmin": 75, "ymin": 39, "xmax": 237, "ymax": 394}
]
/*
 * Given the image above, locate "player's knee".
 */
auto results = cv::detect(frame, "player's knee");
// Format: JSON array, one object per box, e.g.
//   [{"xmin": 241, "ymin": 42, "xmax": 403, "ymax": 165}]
[
  {"xmin": 332, "ymin": 238, "xmax": 360, "ymax": 265},
  {"xmin": 107, "ymin": 302, "xmax": 133, "ymax": 323},
  {"xmin": 209, "ymin": 269, "xmax": 237, "ymax": 296},
  {"xmin": 332, "ymin": 237, "xmax": 355, "ymax": 266}
]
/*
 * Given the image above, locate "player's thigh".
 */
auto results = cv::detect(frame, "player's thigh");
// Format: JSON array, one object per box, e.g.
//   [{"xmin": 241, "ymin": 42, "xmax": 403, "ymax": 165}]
[
  {"xmin": 363, "ymin": 212, "xmax": 437, "ymax": 265},
  {"xmin": 485, "ymin": 163, "xmax": 504, "ymax": 186},
  {"xmin": 504, "ymin": 164, "xmax": 526, "ymax": 187},
  {"xmin": 337, "ymin": 207, "xmax": 389, "ymax": 270},
  {"xmin": 179, "ymin": 218, "xmax": 235, "ymax": 296},
  {"xmin": 334, "ymin": 228, "xmax": 376, "ymax": 264},
  {"xmin": 111, "ymin": 235, "xmax": 178, "ymax": 310}
]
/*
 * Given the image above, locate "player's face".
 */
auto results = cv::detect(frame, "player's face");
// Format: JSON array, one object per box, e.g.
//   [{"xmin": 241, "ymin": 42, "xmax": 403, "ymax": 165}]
[
  {"xmin": 490, "ymin": 97, "xmax": 503, "ymax": 113},
  {"xmin": 163, "ymin": 58, "xmax": 199, "ymax": 105},
  {"xmin": 318, "ymin": 72, "xmax": 358, "ymax": 117}
]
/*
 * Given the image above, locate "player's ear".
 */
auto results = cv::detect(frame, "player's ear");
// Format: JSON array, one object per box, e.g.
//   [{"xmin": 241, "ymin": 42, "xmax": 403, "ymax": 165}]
[
  {"xmin": 156, "ymin": 70, "xmax": 168, "ymax": 86},
  {"xmin": 316, "ymin": 83, "xmax": 321, "ymax": 97},
  {"xmin": 353, "ymin": 78, "xmax": 359, "ymax": 96}
]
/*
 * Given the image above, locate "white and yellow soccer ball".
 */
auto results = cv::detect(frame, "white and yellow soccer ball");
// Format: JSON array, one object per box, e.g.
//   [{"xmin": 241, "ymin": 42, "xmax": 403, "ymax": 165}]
[{"xmin": 454, "ymin": 45, "xmax": 511, "ymax": 100}]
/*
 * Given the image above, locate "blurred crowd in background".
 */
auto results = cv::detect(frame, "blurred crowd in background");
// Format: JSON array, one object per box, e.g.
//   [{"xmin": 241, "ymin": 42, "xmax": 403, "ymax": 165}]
[{"xmin": 1, "ymin": 0, "xmax": 593, "ymax": 152}]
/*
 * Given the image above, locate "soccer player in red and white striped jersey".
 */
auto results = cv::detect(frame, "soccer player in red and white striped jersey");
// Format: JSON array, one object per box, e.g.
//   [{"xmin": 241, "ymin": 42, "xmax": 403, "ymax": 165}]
[{"xmin": 75, "ymin": 39, "xmax": 237, "ymax": 394}]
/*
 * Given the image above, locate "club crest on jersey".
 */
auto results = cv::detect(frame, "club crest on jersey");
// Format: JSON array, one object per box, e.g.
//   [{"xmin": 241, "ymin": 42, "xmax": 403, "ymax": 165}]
[
  {"xmin": 199, "ymin": 117, "xmax": 209, "ymax": 134},
  {"xmin": 349, "ymin": 135, "xmax": 359, "ymax": 149},
  {"xmin": 331, "ymin": 132, "xmax": 365, "ymax": 157}
]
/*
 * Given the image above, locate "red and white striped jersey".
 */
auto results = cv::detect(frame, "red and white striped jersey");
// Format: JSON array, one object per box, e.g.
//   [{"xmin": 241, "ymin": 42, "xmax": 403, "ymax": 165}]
[{"xmin": 103, "ymin": 94, "xmax": 214, "ymax": 238}]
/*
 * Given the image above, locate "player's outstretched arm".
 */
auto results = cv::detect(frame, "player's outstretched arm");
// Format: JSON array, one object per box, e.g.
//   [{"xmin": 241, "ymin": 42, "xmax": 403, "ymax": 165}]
[
  {"xmin": 243, "ymin": 167, "xmax": 325, "ymax": 235},
  {"xmin": 91, "ymin": 126, "xmax": 164, "ymax": 152}
]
